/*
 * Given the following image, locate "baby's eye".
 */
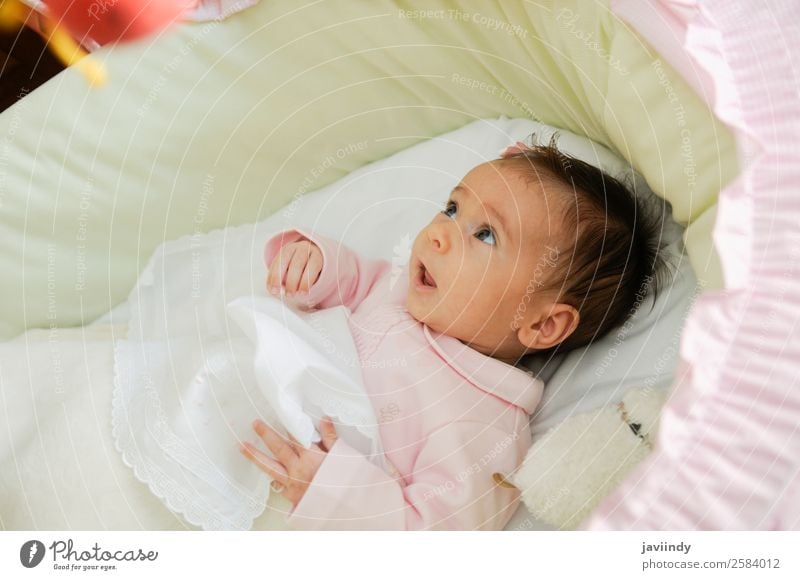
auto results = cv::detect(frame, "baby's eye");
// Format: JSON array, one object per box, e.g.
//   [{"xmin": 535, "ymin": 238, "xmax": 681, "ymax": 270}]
[
  {"xmin": 440, "ymin": 200, "xmax": 496, "ymax": 246},
  {"xmin": 441, "ymin": 200, "xmax": 457, "ymax": 218},
  {"xmin": 475, "ymin": 227, "xmax": 497, "ymax": 246}
]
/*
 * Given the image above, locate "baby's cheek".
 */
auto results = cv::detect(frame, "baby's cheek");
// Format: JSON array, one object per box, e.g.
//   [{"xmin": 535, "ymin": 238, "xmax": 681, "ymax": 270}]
[
  {"xmin": 480, "ymin": 278, "xmax": 513, "ymax": 305},
  {"xmin": 489, "ymin": 286, "xmax": 524, "ymax": 324},
  {"xmin": 458, "ymin": 285, "xmax": 500, "ymax": 318},
  {"xmin": 444, "ymin": 288, "xmax": 474, "ymax": 323}
]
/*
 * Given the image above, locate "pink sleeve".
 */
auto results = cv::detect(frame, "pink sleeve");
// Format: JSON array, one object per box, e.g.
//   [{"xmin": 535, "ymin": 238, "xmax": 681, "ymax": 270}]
[
  {"xmin": 282, "ymin": 421, "xmax": 526, "ymax": 530},
  {"xmin": 264, "ymin": 228, "xmax": 391, "ymax": 311}
]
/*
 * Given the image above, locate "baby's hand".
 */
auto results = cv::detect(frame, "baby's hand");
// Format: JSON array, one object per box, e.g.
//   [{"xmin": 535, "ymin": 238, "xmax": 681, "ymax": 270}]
[
  {"xmin": 266, "ymin": 239, "xmax": 323, "ymax": 298},
  {"xmin": 240, "ymin": 416, "xmax": 340, "ymax": 507}
]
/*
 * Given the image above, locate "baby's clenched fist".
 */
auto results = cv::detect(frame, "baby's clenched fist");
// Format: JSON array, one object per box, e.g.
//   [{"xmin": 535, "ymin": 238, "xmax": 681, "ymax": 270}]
[{"xmin": 266, "ymin": 239, "xmax": 323, "ymax": 298}]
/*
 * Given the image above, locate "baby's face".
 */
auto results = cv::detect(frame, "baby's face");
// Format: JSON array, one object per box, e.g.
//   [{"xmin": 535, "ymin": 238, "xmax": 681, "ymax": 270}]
[{"xmin": 406, "ymin": 160, "xmax": 563, "ymax": 358}]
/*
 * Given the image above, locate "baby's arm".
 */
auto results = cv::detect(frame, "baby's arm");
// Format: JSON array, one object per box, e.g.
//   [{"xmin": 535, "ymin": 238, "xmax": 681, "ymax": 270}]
[
  {"xmin": 282, "ymin": 421, "xmax": 526, "ymax": 530},
  {"xmin": 264, "ymin": 228, "xmax": 391, "ymax": 311}
]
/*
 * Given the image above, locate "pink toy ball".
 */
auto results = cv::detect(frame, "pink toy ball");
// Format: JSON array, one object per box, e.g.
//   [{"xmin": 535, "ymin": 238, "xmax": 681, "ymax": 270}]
[{"xmin": 46, "ymin": 0, "xmax": 194, "ymax": 45}]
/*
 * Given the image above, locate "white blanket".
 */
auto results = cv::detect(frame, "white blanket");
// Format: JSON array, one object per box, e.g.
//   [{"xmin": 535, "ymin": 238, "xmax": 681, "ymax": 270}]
[
  {"xmin": 113, "ymin": 226, "xmax": 385, "ymax": 530},
  {"xmin": 0, "ymin": 323, "xmax": 295, "ymax": 530}
]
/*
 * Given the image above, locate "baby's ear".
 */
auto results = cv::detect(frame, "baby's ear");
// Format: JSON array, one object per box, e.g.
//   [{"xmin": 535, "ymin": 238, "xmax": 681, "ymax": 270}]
[{"xmin": 517, "ymin": 303, "xmax": 579, "ymax": 351}]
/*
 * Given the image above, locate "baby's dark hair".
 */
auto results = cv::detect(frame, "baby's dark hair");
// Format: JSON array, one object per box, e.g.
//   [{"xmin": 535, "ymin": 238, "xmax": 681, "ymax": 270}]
[{"xmin": 501, "ymin": 133, "xmax": 670, "ymax": 355}]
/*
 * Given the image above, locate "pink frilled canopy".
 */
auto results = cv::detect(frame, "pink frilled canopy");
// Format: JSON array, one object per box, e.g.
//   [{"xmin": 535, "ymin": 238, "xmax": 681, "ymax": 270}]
[{"xmin": 584, "ymin": 0, "xmax": 800, "ymax": 530}]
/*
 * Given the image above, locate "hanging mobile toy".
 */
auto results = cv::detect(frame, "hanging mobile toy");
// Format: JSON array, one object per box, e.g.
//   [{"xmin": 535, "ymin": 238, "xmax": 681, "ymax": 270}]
[{"xmin": 0, "ymin": 0, "xmax": 191, "ymax": 87}]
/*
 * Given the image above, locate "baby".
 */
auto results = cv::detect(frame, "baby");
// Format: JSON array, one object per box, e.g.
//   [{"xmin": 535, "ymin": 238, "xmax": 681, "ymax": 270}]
[{"xmin": 240, "ymin": 136, "xmax": 664, "ymax": 530}]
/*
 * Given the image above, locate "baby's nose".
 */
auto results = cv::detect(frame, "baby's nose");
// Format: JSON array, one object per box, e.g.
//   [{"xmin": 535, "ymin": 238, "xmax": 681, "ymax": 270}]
[{"xmin": 428, "ymin": 223, "xmax": 450, "ymax": 253}]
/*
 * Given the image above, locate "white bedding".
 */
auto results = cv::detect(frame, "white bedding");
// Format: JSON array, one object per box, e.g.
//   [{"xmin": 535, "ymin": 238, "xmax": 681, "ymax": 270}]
[
  {"xmin": 113, "ymin": 207, "xmax": 391, "ymax": 530},
  {"xmin": 0, "ymin": 117, "xmax": 686, "ymax": 531},
  {"xmin": 0, "ymin": 323, "xmax": 292, "ymax": 530}
]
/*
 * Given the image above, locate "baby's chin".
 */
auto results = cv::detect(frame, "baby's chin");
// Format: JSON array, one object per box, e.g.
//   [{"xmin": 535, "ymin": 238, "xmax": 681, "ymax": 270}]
[
  {"xmin": 405, "ymin": 291, "xmax": 426, "ymax": 324},
  {"xmin": 406, "ymin": 292, "xmax": 514, "ymax": 351},
  {"xmin": 405, "ymin": 291, "xmax": 442, "ymax": 330},
  {"xmin": 405, "ymin": 293, "xmax": 464, "ymax": 340}
]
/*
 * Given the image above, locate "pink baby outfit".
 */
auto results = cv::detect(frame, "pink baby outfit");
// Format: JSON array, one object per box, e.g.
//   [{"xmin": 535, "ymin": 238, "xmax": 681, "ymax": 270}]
[{"xmin": 263, "ymin": 228, "xmax": 543, "ymax": 530}]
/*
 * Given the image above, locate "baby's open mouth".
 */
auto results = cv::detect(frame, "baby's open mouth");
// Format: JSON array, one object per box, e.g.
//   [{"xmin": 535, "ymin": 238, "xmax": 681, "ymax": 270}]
[{"xmin": 419, "ymin": 262, "xmax": 437, "ymax": 288}]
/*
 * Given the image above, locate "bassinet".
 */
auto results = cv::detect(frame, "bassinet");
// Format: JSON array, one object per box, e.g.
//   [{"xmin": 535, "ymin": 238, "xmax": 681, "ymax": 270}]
[{"xmin": 0, "ymin": 0, "xmax": 797, "ymax": 530}]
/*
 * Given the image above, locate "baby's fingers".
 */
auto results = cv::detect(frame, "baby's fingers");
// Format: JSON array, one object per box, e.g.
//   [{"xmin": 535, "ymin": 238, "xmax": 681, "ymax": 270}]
[
  {"xmin": 298, "ymin": 250, "xmax": 323, "ymax": 293},
  {"xmin": 319, "ymin": 416, "xmax": 339, "ymax": 452},
  {"xmin": 267, "ymin": 245, "xmax": 296, "ymax": 294},
  {"xmin": 239, "ymin": 442, "xmax": 289, "ymax": 482},
  {"xmin": 284, "ymin": 243, "xmax": 313, "ymax": 293}
]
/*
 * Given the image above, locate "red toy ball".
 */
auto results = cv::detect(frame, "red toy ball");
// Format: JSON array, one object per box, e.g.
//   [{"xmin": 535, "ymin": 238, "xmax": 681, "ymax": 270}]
[{"xmin": 46, "ymin": 0, "xmax": 193, "ymax": 45}]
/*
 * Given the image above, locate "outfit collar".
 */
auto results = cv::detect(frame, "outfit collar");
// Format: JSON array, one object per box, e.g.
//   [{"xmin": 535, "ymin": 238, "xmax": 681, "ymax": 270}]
[{"xmin": 422, "ymin": 324, "xmax": 544, "ymax": 415}]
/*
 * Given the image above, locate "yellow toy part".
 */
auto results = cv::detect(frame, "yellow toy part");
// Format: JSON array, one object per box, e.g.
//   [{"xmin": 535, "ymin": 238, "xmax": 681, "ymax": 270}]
[{"xmin": 0, "ymin": 0, "xmax": 105, "ymax": 86}]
